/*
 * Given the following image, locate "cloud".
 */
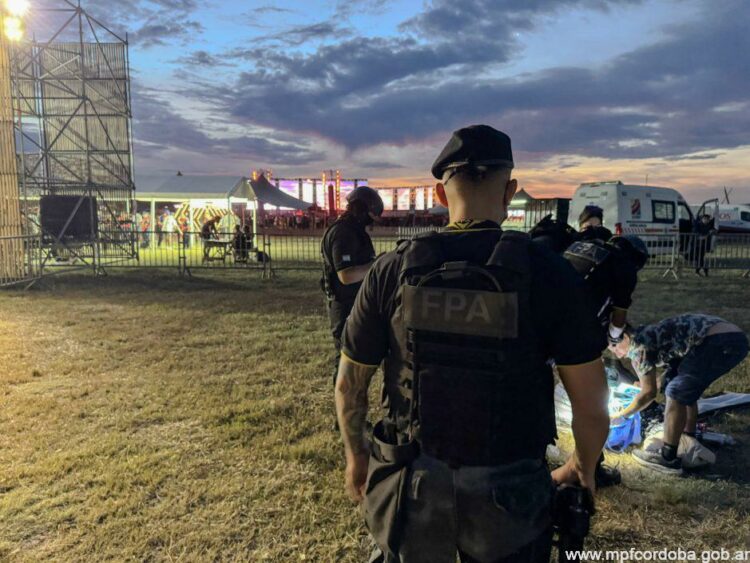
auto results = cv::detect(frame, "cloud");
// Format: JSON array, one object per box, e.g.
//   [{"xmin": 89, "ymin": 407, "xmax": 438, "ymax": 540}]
[
  {"xmin": 663, "ymin": 153, "xmax": 725, "ymax": 162},
  {"xmin": 357, "ymin": 161, "xmax": 406, "ymax": 169},
  {"xmin": 252, "ymin": 22, "xmax": 349, "ymax": 47},
  {"xmin": 336, "ymin": 0, "xmax": 396, "ymax": 18},
  {"xmin": 132, "ymin": 19, "xmax": 204, "ymax": 47},
  {"xmin": 251, "ymin": 6, "xmax": 295, "ymax": 15},
  {"xmin": 131, "ymin": 85, "xmax": 325, "ymax": 165},
  {"xmin": 172, "ymin": 50, "xmax": 235, "ymax": 68},
  {"xmin": 179, "ymin": 0, "xmax": 749, "ymax": 162},
  {"xmin": 403, "ymin": 0, "xmax": 643, "ymax": 37},
  {"xmin": 50, "ymin": 0, "xmax": 205, "ymax": 47}
]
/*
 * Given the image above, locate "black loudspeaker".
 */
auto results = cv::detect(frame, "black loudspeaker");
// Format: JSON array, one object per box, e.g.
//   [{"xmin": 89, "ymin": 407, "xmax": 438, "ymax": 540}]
[{"xmin": 40, "ymin": 195, "xmax": 98, "ymax": 242}]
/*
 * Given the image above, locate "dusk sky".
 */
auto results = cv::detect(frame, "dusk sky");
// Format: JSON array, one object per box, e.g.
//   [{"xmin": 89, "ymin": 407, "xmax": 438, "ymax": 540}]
[{"xmin": 32, "ymin": 0, "xmax": 750, "ymax": 201}]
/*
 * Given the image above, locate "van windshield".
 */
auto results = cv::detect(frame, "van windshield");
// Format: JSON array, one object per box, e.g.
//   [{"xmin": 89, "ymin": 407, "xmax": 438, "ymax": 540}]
[{"xmin": 678, "ymin": 201, "xmax": 693, "ymax": 221}]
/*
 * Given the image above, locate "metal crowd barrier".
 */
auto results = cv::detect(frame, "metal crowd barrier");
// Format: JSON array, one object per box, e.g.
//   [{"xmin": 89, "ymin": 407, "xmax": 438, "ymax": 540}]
[
  {"xmin": 262, "ymin": 231, "xmax": 750, "ymax": 279},
  {"xmin": 3, "ymin": 230, "xmax": 749, "ymax": 284},
  {"xmin": 35, "ymin": 230, "xmax": 271, "ymax": 277},
  {"xmin": 263, "ymin": 234, "xmax": 400, "ymax": 272},
  {"xmin": 641, "ymin": 232, "xmax": 750, "ymax": 278},
  {"xmin": 118, "ymin": 230, "xmax": 271, "ymax": 277},
  {"xmin": 0, "ymin": 234, "xmax": 42, "ymax": 288}
]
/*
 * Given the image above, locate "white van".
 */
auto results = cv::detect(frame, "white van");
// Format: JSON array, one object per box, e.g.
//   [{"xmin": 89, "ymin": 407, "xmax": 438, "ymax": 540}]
[
  {"xmin": 691, "ymin": 204, "xmax": 750, "ymax": 234},
  {"xmin": 569, "ymin": 181, "xmax": 718, "ymax": 253}
]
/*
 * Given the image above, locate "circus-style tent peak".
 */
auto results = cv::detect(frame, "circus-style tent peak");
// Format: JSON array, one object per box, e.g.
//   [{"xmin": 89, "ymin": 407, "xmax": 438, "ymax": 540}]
[
  {"xmin": 511, "ymin": 188, "xmax": 536, "ymax": 204},
  {"xmin": 136, "ymin": 174, "xmax": 313, "ymax": 210},
  {"xmin": 249, "ymin": 174, "xmax": 312, "ymax": 211}
]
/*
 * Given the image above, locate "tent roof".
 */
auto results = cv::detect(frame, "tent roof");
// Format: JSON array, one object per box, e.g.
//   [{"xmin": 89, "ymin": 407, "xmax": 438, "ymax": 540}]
[
  {"xmin": 136, "ymin": 174, "xmax": 313, "ymax": 209},
  {"xmin": 511, "ymin": 189, "xmax": 535, "ymax": 205},
  {"xmin": 249, "ymin": 175, "xmax": 313, "ymax": 210},
  {"xmin": 137, "ymin": 175, "xmax": 249, "ymax": 200}
]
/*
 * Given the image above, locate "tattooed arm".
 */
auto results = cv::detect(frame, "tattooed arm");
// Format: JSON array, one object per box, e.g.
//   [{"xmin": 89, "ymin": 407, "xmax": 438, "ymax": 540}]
[{"xmin": 335, "ymin": 355, "xmax": 377, "ymax": 502}]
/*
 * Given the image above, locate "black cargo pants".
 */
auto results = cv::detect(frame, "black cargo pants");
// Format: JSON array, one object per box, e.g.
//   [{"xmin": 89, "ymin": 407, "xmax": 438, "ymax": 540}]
[
  {"xmin": 328, "ymin": 298, "xmax": 355, "ymax": 386},
  {"xmin": 366, "ymin": 453, "xmax": 553, "ymax": 563}
]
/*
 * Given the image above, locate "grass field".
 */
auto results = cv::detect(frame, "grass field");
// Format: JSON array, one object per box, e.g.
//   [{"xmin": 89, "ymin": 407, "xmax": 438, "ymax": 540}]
[{"xmin": 0, "ymin": 271, "xmax": 749, "ymax": 561}]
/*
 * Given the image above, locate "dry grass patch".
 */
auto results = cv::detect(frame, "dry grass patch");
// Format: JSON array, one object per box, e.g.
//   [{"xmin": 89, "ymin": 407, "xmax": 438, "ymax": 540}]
[{"xmin": 0, "ymin": 270, "xmax": 748, "ymax": 561}]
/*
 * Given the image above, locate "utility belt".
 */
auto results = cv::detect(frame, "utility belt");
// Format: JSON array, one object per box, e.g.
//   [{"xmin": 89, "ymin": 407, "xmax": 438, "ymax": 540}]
[{"xmin": 364, "ymin": 419, "xmax": 556, "ymax": 561}]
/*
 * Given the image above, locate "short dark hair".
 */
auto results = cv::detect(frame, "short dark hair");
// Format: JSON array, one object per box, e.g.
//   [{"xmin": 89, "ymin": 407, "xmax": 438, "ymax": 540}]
[
  {"xmin": 444, "ymin": 164, "xmax": 511, "ymax": 185},
  {"xmin": 579, "ymin": 205, "xmax": 604, "ymax": 225}
]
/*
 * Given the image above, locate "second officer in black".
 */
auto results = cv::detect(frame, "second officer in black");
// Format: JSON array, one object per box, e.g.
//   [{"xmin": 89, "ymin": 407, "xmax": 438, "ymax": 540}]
[{"xmin": 321, "ymin": 186, "xmax": 384, "ymax": 386}]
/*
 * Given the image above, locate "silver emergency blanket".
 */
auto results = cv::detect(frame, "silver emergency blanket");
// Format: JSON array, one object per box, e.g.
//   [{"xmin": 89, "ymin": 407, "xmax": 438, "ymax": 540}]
[
  {"xmin": 554, "ymin": 385, "xmax": 750, "ymax": 427},
  {"xmin": 554, "ymin": 382, "xmax": 640, "ymax": 427},
  {"xmin": 697, "ymin": 392, "xmax": 750, "ymax": 415}
]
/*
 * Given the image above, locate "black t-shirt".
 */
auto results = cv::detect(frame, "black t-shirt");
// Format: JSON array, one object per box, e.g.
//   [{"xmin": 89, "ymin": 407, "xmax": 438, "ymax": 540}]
[
  {"xmin": 321, "ymin": 215, "xmax": 376, "ymax": 303},
  {"xmin": 342, "ymin": 220, "xmax": 606, "ymax": 367}
]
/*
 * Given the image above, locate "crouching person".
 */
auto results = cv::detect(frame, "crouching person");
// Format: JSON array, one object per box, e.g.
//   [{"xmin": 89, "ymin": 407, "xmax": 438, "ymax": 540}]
[{"xmin": 609, "ymin": 314, "xmax": 749, "ymax": 474}]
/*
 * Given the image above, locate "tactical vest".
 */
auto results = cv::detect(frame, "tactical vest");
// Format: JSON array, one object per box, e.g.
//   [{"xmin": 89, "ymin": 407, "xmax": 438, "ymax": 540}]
[
  {"xmin": 564, "ymin": 240, "xmax": 611, "ymax": 279},
  {"xmin": 390, "ymin": 230, "xmax": 555, "ymax": 467},
  {"xmin": 563, "ymin": 240, "xmax": 613, "ymax": 323}
]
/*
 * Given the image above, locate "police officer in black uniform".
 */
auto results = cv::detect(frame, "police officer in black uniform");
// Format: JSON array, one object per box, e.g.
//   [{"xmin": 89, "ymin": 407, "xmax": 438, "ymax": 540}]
[
  {"xmin": 335, "ymin": 125, "xmax": 610, "ymax": 563},
  {"xmin": 530, "ymin": 211, "xmax": 649, "ymax": 487},
  {"xmin": 321, "ymin": 186, "xmax": 384, "ymax": 387},
  {"xmin": 564, "ymin": 232, "xmax": 648, "ymax": 487}
]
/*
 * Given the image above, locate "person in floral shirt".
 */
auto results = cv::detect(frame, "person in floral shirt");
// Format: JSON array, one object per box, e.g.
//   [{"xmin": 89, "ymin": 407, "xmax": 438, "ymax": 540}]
[{"xmin": 609, "ymin": 313, "xmax": 748, "ymax": 474}]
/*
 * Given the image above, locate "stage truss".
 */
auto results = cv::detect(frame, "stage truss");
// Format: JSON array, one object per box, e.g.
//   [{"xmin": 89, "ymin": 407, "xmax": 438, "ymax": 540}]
[{"xmin": 10, "ymin": 0, "xmax": 136, "ymax": 272}]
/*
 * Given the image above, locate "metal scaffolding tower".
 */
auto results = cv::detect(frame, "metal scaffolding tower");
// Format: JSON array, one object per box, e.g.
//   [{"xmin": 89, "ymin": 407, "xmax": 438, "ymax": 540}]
[{"xmin": 10, "ymin": 0, "xmax": 136, "ymax": 272}]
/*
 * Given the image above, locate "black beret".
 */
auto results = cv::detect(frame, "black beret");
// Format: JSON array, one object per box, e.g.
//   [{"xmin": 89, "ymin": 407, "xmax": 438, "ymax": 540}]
[{"xmin": 431, "ymin": 124, "xmax": 514, "ymax": 180}]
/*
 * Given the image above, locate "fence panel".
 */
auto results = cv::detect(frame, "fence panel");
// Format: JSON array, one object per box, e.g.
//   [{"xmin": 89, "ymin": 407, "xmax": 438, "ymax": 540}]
[
  {"xmin": 264, "ymin": 234, "xmax": 400, "ymax": 271},
  {"xmin": 3, "ymin": 230, "xmax": 749, "ymax": 284},
  {"xmin": 0, "ymin": 234, "xmax": 42, "ymax": 287},
  {"xmin": 184, "ymin": 231, "xmax": 268, "ymax": 274},
  {"xmin": 642, "ymin": 233, "xmax": 750, "ymax": 276},
  {"xmin": 264, "ymin": 234, "xmax": 321, "ymax": 271},
  {"xmin": 95, "ymin": 230, "xmax": 182, "ymax": 269}
]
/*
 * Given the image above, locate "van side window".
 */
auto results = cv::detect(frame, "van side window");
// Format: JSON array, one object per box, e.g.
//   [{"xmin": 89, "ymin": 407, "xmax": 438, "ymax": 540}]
[
  {"xmin": 741, "ymin": 211, "xmax": 750, "ymax": 222},
  {"xmin": 652, "ymin": 200, "xmax": 675, "ymax": 223}
]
